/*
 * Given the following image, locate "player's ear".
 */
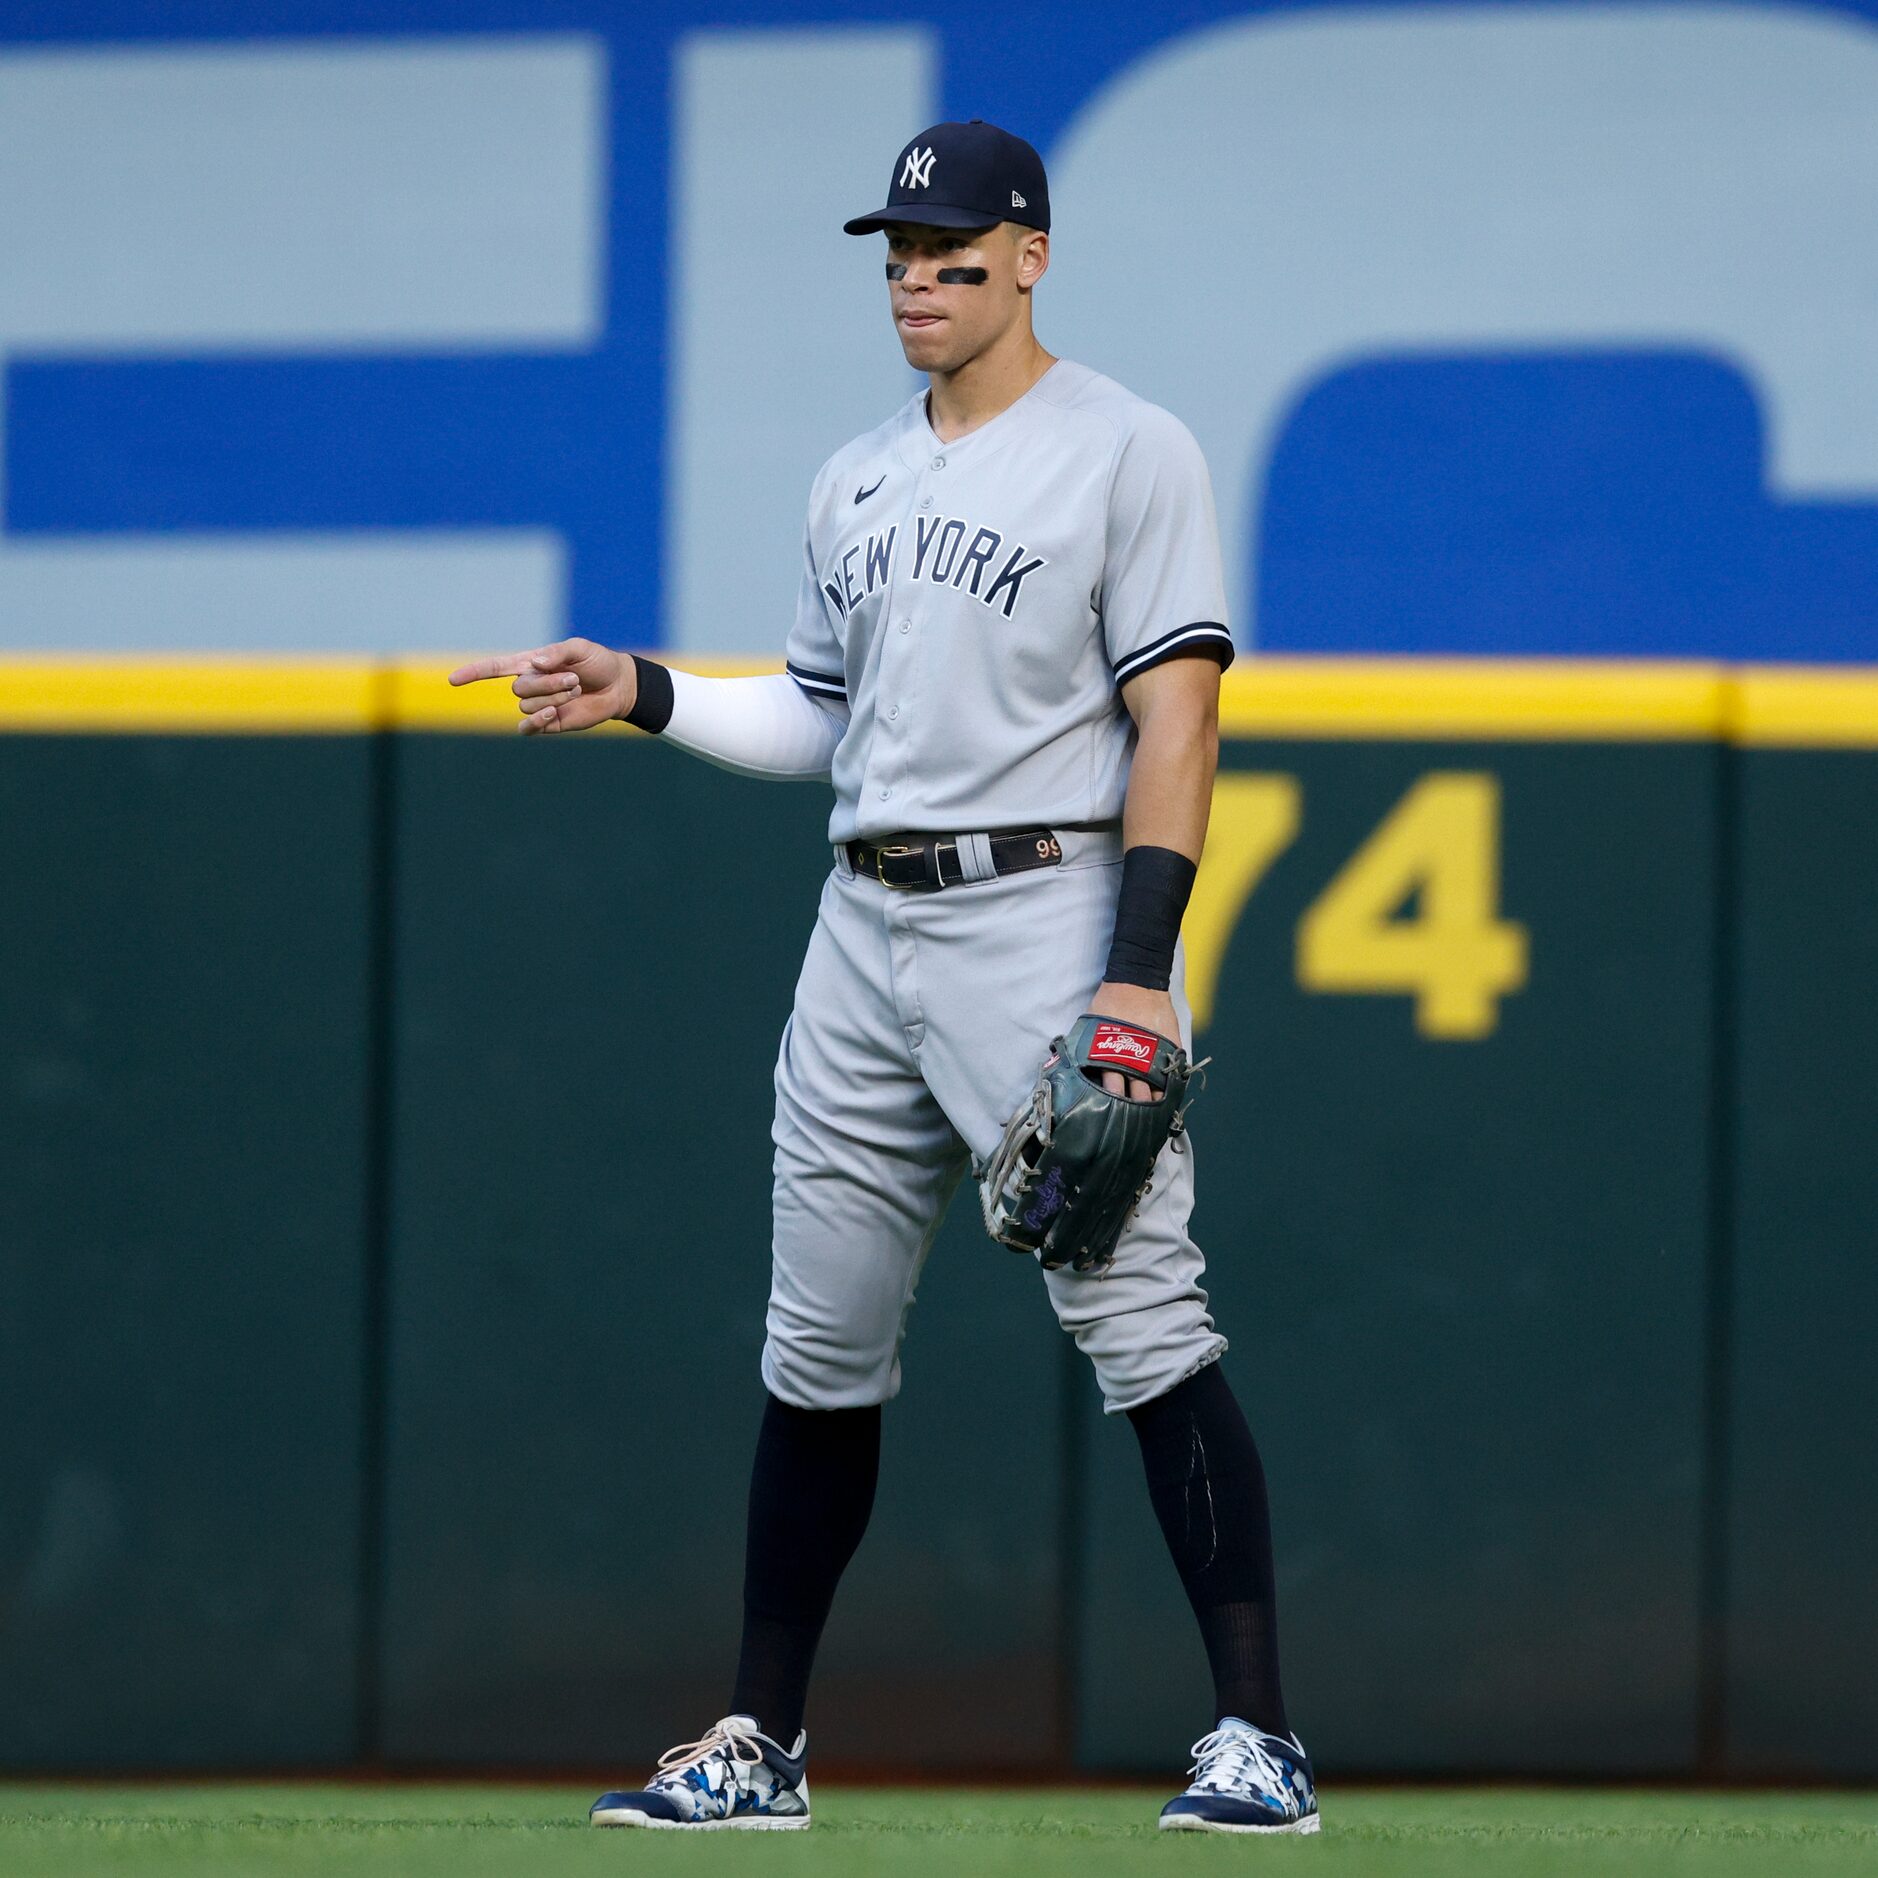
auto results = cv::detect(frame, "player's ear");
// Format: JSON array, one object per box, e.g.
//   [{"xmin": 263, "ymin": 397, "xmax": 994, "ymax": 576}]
[{"xmin": 1014, "ymin": 228, "xmax": 1049, "ymax": 291}]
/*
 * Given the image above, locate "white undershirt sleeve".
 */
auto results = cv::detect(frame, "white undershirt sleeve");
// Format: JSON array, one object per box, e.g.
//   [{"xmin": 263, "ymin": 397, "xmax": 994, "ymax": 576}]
[{"xmin": 659, "ymin": 669, "xmax": 849, "ymax": 780}]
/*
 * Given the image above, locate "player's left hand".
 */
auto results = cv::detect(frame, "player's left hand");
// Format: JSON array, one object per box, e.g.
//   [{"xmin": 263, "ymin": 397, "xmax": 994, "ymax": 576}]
[{"xmin": 1084, "ymin": 982, "xmax": 1181, "ymax": 1100}]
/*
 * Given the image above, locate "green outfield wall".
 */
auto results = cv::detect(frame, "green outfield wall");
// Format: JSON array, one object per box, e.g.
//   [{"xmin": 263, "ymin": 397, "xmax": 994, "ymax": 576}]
[
  {"xmin": 1079, "ymin": 739, "xmax": 1720, "ymax": 1774},
  {"xmin": 1722, "ymin": 749, "xmax": 1878, "ymax": 1779},
  {"xmin": 0, "ymin": 735, "xmax": 376, "ymax": 1767},
  {"xmin": 0, "ymin": 658, "xmax": 1873, "ymax": 1778}
]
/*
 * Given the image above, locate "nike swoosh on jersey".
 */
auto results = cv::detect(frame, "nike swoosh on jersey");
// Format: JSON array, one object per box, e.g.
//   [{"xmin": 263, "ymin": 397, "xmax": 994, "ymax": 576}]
[{"xmin": 853, "ymin": 475, "xmax": 886, "ymax": 504}]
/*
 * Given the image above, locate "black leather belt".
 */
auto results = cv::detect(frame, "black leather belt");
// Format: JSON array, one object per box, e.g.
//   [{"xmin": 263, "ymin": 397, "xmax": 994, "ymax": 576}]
[{"xmin": 848, "ymin": 828, "xmax": 1064, "ymax": 891}]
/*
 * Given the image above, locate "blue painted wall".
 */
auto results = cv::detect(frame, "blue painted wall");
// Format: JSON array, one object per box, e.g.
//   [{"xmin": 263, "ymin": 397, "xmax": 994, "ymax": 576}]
[{"xmin": 4, "ymin": 0, "xmax": 1878, "ymax": 660}]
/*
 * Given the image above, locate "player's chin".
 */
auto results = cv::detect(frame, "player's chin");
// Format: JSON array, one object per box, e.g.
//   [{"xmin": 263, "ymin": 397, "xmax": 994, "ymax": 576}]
[{"xmin": 897, "ymin": 320, "xmax": 958, "ymax": 365}]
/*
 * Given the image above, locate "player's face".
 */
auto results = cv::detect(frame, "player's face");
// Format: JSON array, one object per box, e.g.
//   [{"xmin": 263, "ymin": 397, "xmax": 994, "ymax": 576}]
[{"xmin": 882, "ymin": 222, "xmax": 1045, "ymax": 372}]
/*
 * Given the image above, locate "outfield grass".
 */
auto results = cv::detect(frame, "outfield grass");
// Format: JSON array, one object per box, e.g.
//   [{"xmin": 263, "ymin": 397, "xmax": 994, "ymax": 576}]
[{"xmin": 2, "ymin": 1783, "xmax": 1876, "ymax": 1876}]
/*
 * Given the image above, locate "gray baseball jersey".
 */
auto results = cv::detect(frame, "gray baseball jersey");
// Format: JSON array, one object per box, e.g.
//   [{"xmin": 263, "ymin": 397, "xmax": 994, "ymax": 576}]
[{"xmin": 783, "ymin": 357, "xmax": 1234, "ymax": 842}]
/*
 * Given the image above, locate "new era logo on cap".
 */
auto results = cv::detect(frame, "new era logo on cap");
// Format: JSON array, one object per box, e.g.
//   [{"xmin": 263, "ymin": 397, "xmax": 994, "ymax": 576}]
[{"xmin": 843, "ymin": 119, "xmax": 1050, "ymax": 236}]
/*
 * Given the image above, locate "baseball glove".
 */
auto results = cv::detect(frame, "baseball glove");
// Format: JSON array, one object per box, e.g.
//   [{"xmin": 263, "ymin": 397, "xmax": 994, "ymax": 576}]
[{"xmin": 975, "ymin": 1013, "xmax": 1201, "ymax": 1276}]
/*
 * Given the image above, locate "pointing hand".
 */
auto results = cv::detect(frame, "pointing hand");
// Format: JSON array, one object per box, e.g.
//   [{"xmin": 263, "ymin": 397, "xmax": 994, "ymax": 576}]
[{"xmin": 446, "ymin": 637, "xmax": 637, "ymax": 734}]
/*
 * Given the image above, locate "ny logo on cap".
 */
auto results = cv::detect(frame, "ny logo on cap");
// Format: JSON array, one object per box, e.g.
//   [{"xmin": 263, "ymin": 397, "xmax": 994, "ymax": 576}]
[{"xmin": 899, "ymin": 145, "xmax": 936, "ymax": 189}]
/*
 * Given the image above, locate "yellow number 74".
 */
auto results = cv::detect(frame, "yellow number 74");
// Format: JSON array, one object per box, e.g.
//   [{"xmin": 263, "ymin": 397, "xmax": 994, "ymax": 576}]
[{"xmin": 1186, "ymin": 771, "xmax": 1529, "ymax": 1041}]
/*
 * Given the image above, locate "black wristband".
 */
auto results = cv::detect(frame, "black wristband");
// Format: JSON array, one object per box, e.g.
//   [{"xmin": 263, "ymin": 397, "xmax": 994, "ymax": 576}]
[
  {"xmin": 1103, "ymin": 844, "xmax": 1198, "ymax": 991},
  {"xmin": 623, "ymin": 655, "xmax": 675, "ymax": 733}
]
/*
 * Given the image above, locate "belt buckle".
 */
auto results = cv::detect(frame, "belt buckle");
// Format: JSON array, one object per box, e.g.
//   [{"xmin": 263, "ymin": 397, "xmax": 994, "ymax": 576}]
[{"xmin": 877, "ymin": 841, "xmax": 928, "ymax": 891}]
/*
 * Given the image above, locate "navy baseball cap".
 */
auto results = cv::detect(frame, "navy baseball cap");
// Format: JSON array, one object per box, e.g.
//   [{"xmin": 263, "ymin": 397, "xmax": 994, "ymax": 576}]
[{"xmin": 843, "ymin": 119, "xmax": 1050, "ymax": 236}]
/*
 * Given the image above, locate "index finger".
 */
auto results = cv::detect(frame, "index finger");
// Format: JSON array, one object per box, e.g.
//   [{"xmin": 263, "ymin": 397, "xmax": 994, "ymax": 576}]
[{"xmin": 446, "ymin": 646, "xmax": 559, "ymax": 687}]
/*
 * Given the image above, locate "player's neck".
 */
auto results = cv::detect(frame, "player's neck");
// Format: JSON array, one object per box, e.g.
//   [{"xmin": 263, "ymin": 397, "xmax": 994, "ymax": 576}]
[{"xmin": 924, "ymin": 329, "xmax": 1057, "ymax": 443}]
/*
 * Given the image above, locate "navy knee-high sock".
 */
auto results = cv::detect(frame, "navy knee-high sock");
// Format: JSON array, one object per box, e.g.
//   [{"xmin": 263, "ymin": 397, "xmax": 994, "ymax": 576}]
[
  {"xmin": 1127, "ymin": 1361, "xmax": 1290, "ymax": 1738},
  {"xmin": 730, "ymin": 1394, "xmax": 880, "ymax": 1745}
]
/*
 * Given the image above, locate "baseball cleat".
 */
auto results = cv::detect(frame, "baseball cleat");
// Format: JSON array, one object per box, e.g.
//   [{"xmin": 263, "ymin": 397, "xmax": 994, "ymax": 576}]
[
  {"xmin": 589, "ymin": 1714, "xmax": 810, "ymax": 1830},
  {"xmin": 1158, "ymin": 1716, "xmax": 1320, "ymax": 1834}
]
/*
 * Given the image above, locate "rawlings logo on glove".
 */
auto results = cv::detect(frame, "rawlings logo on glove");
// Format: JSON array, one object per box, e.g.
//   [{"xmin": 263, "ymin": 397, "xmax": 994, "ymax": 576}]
[
  {"xmin": 975, "ymin": 1013, "xmax": 1201, "ymax": 1276},
  {"xmin": 1087, "ymin": 1021, "xmax": 1158, "ymax": 1069}
]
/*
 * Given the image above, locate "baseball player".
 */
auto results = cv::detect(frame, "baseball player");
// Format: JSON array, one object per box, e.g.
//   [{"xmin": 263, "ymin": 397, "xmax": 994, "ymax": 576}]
[{"xmin": 449, "ymin": 119, "xmax": 1316, "ymax": 1836}]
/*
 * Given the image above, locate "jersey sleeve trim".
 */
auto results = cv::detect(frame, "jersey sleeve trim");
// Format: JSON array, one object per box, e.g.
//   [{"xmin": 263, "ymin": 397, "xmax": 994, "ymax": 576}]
[
  {"xmin": 786, "ymin": 658, "xmax": 847, "ymax": 699},
  {"xmin": 1112, "ymin": 621, "xmax": 1236, "ymax": 685}
]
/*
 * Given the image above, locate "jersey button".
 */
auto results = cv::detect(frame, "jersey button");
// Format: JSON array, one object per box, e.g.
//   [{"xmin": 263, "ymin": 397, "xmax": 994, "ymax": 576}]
[
  {"xmin": 918, "ymin": 495, "xmax": 932, "ymax": 509},
  {"xmin": 931, "ymin": 455, "xmax": 946, "ymax": 469},
  {"xmin": 879, "ymin": 787, "xmax": 892, "ymax": 800},
  {"xmin": 888, "ymin": 705, "xmax": 900, "ymax": 719},
  {"xmin": 897, "ymin": 620, "xmax": 911, "ymax": 634}
]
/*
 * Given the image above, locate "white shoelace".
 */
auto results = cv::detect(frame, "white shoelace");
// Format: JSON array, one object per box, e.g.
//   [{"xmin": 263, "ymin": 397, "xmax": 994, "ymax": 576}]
[
  {"xmin": 656, "ymin": 1716, "xmax": 767, "ymax": 1789},
  {"xmin": 1188, "ymin": 1724, "xmax": 1294, "ymax": 1799}
]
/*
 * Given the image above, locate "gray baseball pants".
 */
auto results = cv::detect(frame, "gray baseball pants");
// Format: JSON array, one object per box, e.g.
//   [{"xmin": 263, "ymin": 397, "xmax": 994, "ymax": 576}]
[{"xmin": 763, "ymin": 823, "xmax": 1227, "ymax": 1415}]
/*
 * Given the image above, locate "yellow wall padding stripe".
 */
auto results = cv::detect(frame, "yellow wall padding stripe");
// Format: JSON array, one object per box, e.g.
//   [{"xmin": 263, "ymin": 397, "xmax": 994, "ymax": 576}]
[
  {"xmin": 1214, "ymin": 658, "xmax": 1727, "ymax": 740},
  {"xmin": 3, "ymin": 654, "xmax": 1878, "ymax": 746},
  {"xmin": 0, "ymin": 656, "xmax": 382, "ymax": 732},
  {"xmin": 1729, "ymin": 667, "xmax": 1878, "ymax": 747}
]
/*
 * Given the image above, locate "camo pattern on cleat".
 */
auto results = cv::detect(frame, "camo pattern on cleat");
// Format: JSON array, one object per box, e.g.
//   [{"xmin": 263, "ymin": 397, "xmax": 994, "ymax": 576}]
[
  {"xmin": 589, "ymin": 1715, "xmax": 810, "ymax": 1830},
  {"xmin": 1158, "ymin": 1717, "xmax": 1319, "ymax": 1834}
]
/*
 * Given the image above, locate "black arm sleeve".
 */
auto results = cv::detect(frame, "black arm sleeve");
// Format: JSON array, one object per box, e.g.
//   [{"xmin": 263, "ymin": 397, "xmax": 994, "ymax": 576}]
[{"xmin": 1102, "ymin": 844, "xmax": 1198, "ymax": 992}]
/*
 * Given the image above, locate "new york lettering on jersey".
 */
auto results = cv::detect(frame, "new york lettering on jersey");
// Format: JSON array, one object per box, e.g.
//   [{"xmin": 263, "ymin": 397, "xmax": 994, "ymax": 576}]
[{"xmin": 819, "ymin": 516, "xmax": 1048, "ymax": 621}]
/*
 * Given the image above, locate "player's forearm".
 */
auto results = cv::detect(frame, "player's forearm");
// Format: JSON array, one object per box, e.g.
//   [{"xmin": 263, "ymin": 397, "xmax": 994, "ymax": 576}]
[
  {"xmin": 622, "ymin": 664, "xmax": 848, "ymax": 780},
  {"xmin": 1099, "ymin": 662, "xmax": 1219, "ymax": 1002},
  {"xmin": 1119, "ymin": 668, "xmax": 1219, "ymax": 864}
]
